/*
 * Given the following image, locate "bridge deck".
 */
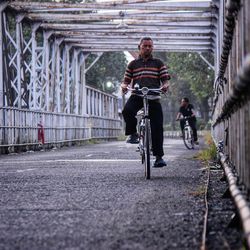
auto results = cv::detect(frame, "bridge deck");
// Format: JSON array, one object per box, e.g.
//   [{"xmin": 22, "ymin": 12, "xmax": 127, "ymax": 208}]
[
  {"xmin": 0, "ymin": 138, "xmax": 206, "ymax": 249},
  {"xmin": 0, "ymin": 137, "xmax": 243, "ymax": 249}
]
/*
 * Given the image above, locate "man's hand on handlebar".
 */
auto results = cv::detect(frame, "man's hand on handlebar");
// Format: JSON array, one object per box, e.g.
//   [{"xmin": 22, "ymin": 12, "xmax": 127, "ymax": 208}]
[
  {"xmin": 121, "ymin": 83, "xmax": 128, "ymax": 94},
  {"xmin": 161, "ymin": 82, "xmax": 169, "ymax": 93}
]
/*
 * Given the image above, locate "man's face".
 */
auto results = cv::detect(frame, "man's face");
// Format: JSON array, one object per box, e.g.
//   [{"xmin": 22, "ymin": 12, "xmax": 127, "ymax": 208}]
[
  {"xmin": 181, "ymin": 99, "xmax": 188, "ymax": 107},
  {"xmin": 139, "ymin": 40, "xmax": 153, "ymax": 57}
]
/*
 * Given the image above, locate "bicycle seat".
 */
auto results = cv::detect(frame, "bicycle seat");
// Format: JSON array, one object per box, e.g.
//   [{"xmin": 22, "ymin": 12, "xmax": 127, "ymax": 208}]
[{"xmin": 136, "ymin": 109, "xmax": 144, "ymax": 116}]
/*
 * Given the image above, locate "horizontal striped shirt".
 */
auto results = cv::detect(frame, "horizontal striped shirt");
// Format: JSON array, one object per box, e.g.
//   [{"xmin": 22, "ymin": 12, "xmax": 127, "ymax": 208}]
[{"xmin": 123, "ymin": 55, "xmax": 170, "ymax": 89}]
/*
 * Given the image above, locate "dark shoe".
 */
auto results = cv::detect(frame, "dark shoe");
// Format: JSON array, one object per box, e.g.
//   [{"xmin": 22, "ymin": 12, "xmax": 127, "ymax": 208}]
[
  {"xmin": 153, "ymin": 158, "xmax": 167, "ymax": 168},
  {"xmin": 126, "ymin": 133, "xmax": 139, "ymax": 144},
  {"xmin": 194, "ymin": 140, "xmax": 199, "ymax": 145}
]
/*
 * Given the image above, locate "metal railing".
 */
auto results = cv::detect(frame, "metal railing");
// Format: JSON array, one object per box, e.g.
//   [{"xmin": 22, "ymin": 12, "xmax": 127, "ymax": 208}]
[
  {"xmin": 212, "ymin": 0, "xmax": 241, "ymax": 112},
  {"xmin": 212, "ymin": 1, "xmax": 250, "ymax": 247},
  {"xmin": 0, "ymin": 87, "xmax": 122, "ymax": 153}
]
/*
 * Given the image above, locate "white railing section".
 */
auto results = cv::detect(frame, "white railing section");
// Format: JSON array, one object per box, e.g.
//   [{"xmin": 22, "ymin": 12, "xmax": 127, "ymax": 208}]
[
  {"xmin": 0, "ymin": 88, "xmax": 122, "ymax": 152},
  {"xmin": 86, "ymin": 86, "xmax": 118, "ymax": 118}
]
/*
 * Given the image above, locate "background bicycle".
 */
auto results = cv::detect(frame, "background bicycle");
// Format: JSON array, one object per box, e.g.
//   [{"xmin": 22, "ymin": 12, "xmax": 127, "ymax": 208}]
[{"xmin": 178, "ymin": 116, "xmax": 195, "ymax": 150}]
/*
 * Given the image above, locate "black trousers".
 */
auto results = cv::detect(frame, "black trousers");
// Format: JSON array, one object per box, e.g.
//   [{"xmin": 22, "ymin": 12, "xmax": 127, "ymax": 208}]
[
  {"xmin": 180, "ymin": 118, "xmax": 198, "ymax": 141},
  {"xmin": 122, "ymin": 95, "xmax": 164, "ymax": 157}
]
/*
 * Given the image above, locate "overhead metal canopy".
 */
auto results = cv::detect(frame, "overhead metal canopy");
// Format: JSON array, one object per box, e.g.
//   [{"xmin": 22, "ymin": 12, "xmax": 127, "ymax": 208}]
[{"xmin": 7, "ymin": 0, "xmax": 217, "ymax": 52}]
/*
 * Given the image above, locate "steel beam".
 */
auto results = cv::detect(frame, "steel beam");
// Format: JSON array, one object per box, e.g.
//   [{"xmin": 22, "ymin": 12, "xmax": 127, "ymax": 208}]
[
  {"xmin": 73, "ymin": 49, "xmax": 80, "ymax": 114},
  {"xmin": 0, "ymin": 3, "xmax": 6, "ymax": 108},
  {"xmin": 15, "ymin": 14, "xmax": 25, "ymax": 108},
  {"xmin": 30, "ymin": 23, "xmax": 40, "ymax": 110},
  {"xmin": 55, "ymin": 38, "xmax": 64, "ymax": 113},
  {"xmin": 43, "ymin": 21, "xmax": 215, "ymax": 29},
  {"xmin": 53, "ymin": 31, "xmax": 212, "ymax": 40},
  {"xmin": 27, "ymin": 13, "xmax": 214, "ymax": 22},
  {"xmin": 9, "ymin": 1, "xmax": 212, "ymax": 12},
  {"xmin": 65, "ymin": 38, "xmax": 212, "ymax": 46},
  {"xmin": 64, "ymin": 45, "xmax": 72, "ymax": 114},
  {"xmin": 69, "ymin": 47, "xmax": 212, "ymax": 52},
  {"xmin": 42, "ymin": 31, "xmax": 53, "ymax": 111}
]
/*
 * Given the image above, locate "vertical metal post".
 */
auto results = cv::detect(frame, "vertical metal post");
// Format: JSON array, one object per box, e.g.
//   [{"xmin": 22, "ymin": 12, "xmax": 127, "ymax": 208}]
[
  {"xmin": 55, "ymin": 38, "xmax": 64, "ymax": 113},
  {"xmin": 43, "ymin": 31, "xmax": 53, "ymax": 111},
  {"xmin": 30, "ymin": 23, "xmax": 40, "ymax": 110},
  {"xmin": 64, "ymin": 45, "xmax": 71, "ymax": 113},
  {"xmin": 70, "ymin": 48, "xmax": 75, "ymax": 113},
  {"xmin": 73, "ymin": 49, "xmax": 80, "ymax": 114},
  {"xmin": 0, "ymin": 3, "xmax": 7, "ymax": 108},
  {"xmin": 216, "ymin": 0, "xmax": 224, "ymax": 75},
  {"xmin": 0, "ymin": 3, "xmax": 7, "ymax": 147},
  {"xmin": 16, "ymin": 15, "xmax": 24, "ymax": 108},
  {"xmin": 50, "ymin": 39, "xmax": 56, "ymax": 112},
  {"xmin": 61, "ymin": 45, "xmax": 67, "ymax": 113},
  {"xmin": 78, "ymin": 52, "xmax": 83, "ymax": 115},
  {"xmin": 81, "ymin": 52, "xmax": 88, "ymax": 115}
]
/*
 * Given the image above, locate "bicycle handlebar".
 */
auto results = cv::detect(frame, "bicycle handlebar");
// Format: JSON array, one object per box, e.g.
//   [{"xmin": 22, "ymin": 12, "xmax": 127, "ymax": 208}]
[
  {"xmin": 126, "ymin": 85, "xmax": 163, "ymax": 95},
  {"xmin": 177, "ymin": 116, "xmax": 193, "ymax": 121}
]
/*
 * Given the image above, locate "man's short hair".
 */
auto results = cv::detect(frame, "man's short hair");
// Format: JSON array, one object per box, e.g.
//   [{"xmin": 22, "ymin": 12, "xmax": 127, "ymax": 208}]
[
  {"xmin": 139, "ymin": 37, "xmax": 153, "ymax": 46},
  {"xmin": 182, "ymin": 97, "xmax": 189, "ymax": 103}
]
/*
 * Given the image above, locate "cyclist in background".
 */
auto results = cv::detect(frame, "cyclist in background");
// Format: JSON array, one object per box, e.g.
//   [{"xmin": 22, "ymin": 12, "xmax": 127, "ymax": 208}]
[
  {"xmin": 121, "ymin": 37, "xmax": 170, "ymax": 168},
  {"xmin": 176, "ymin": 98, "xmax": 199, "ymax": 145}
]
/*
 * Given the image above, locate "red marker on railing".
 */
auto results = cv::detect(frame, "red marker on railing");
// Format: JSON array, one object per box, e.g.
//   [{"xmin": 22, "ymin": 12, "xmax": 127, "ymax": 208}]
[{"xmin": 38, "ymin": 122, "xmax": 45, "ymax": 145}]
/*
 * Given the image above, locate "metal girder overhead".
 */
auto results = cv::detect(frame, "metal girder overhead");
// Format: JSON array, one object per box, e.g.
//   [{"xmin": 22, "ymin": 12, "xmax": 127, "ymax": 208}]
[
  {"xmin": 7, "ymin": 0, "xmax": 217, "ymax": 53},
  {"xmin": 9, "ymin": 1, "xmax": 213, "ymax": 12}
]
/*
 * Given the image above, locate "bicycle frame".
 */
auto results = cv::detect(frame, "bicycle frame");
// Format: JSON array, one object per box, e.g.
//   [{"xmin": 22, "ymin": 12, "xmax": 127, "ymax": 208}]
[
  {"xmin": 181, "ymin": 117, "xmax": 194, "ymax": 150},
  {"xmin": 127, "ymin": 85, "xmax": 162, "ymax": 179},
  {"xmin": 137, "ymin": 94, "xmax": 151, "ymax": 164}
]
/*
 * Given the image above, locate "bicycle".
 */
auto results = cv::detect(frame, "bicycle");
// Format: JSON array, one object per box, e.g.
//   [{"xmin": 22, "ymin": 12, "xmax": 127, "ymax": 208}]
[
  {"xmin": 126, "ymin": 84, "xmax": 163, "ymax": 179},
  {"xmin": 178, "ymin": 116, "xmax": 195, "ymax": 150}
]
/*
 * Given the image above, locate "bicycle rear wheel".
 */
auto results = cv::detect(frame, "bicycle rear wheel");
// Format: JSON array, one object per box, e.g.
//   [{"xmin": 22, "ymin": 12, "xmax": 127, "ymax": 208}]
[
  {"xmin": 183, "ymin": 127, "xmax": 194, "ymax": 150},
  {"xmin": 144, "ymin": 118, "xmax": 151, "ymax": 179}
]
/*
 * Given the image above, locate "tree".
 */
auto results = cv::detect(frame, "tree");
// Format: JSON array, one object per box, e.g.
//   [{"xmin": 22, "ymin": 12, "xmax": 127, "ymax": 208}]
[
  {"xmin": 155, "ymin": 51, "xmax": 214, "ymax": 128},
  {"xmin": 86, "ymin": 52, "xmax": 127, "ymax": 94}
]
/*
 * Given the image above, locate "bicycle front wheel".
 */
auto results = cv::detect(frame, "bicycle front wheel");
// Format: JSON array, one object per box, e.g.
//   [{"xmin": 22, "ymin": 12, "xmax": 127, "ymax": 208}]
[
  {"xmin": 183, "ymin": 127, "xmax": 194, "ymax": 150},
  {"xmin": 144, "ymin": 118, "xmax": 151, "ymax": 179}
]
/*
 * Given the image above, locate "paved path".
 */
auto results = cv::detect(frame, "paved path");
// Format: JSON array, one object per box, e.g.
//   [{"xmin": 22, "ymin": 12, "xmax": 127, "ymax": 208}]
[{"xmin": 0, "ymin": 138, "xmax": 206, "ymax": 250}]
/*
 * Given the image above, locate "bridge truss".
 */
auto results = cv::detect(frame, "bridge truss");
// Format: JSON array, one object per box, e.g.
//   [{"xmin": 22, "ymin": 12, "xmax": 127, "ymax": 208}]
[{"xmin": 0, "ymin": 0, "xmax": 218, "ymax": 112}]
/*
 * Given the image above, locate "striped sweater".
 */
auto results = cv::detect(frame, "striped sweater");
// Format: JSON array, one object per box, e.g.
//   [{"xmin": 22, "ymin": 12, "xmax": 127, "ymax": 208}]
[{"xmin": 123, "ymin": 55, "xmax": 170, "ymax": 89}]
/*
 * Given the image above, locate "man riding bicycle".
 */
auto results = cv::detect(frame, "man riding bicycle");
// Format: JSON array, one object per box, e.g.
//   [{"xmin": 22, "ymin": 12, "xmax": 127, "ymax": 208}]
[
  {"xmin": 121, "ymin": 37, "xmax": 170, "ymax": 168},
  {"xmin": 176, "ymin": 98, "xmax": 199, "ymax": 145}
]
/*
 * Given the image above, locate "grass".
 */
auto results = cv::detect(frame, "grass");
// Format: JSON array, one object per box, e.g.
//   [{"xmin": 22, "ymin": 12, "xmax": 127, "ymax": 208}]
[
  {"xmin": 195, "ymin": 131, "xmax": 217, "ymax": 163},
  {"xmin": 189, "ymin": 185, "xmax": 206, "ymax": 197}
]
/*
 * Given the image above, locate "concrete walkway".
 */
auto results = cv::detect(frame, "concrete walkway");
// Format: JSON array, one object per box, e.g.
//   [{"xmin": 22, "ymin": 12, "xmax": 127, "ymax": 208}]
[{"xmin": 0, "ymin": 138, "xmax": 206, "ymax": 250}]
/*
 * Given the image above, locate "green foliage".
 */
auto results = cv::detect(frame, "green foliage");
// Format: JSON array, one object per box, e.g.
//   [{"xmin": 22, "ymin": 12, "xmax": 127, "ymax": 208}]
[
  {"xmin": 86, "ymin": 52, "xmax": 127, "ymax": 93},
  {"xmin": 154, "ymin": 51, "xmax": 214, "ymax": 125},
  {"xmin": 160, "ymin": 52, "xmax": 214, "ymax": 102},
  {"xmin": 195, "ymin": 132, "xmax": 217, "ymax": 162}
]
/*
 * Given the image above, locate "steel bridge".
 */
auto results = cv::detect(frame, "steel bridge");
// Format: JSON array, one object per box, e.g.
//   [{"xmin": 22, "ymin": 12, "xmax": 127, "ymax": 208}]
[
  {"xmin": 1, "ymin": 0, "xmax": 250, "ymax": 245},
  {"xmin": 0, "ymin": 0, "xmax": 220, "ymax": 151}
]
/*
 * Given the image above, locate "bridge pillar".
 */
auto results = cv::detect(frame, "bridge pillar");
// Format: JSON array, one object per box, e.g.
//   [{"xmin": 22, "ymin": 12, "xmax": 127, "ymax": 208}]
[
  {"xmin": 55, "ymin": 38, "xmax": 64, "ymax": 113},
  {"xmin": 16, "ymin": 14, "xmax": 25, "ymax": 109},
  {"xmin": 30, "ymin": 23, "xmax": 40, "ymax": 110},
  {"xmin": 42, "ymin": 31, "xmax": 53, "ymax": 112},
  {"xmin": 73, "ymin": 49, "xmax": 80, "ymax": 114},
  {"xmin": 64, "ymin": 45, "xmax": 72, "ymax": 113},
  {"xmin": 80, "ymin": 52, "xmax": 87, "ymax": 115},
  {"xmin": 0, "ymin": 3, "xmax": 7, "ymax": 109}
]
